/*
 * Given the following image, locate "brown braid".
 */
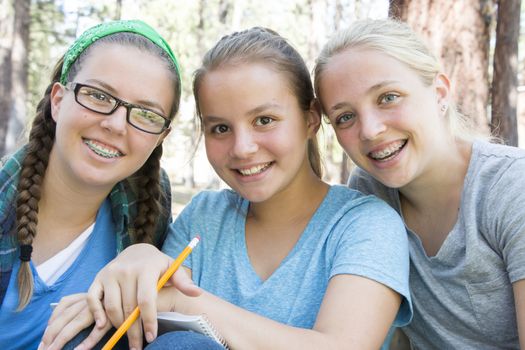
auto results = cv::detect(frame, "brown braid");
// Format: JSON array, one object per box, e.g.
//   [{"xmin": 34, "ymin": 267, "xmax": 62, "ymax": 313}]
[
  {"xmin": 15, "ymin": 63, "xmax": 60, "ymax": 309},
  {"xmin": 131, "ymin": 144, "xmax": 164, "ymax": 244}
]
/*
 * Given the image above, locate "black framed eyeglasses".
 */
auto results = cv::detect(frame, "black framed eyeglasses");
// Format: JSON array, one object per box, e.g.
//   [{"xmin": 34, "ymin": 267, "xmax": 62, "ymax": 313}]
[{"xmin": 65, "ymin": 82, "xmax": 171, "ymax": 134}]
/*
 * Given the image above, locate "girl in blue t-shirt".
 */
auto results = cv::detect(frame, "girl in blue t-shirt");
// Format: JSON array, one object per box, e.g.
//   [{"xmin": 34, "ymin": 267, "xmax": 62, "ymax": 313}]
[
  {"xmin": 0, "ymin": 20, "xmax": 200, "ymax": 350},
  {"xmin": 43, "ymin": 28, "xmax": 411, "ymax": 350}
]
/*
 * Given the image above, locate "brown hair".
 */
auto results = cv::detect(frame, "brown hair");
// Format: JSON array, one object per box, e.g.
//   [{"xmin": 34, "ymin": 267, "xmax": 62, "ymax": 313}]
[
  {"xmin": 15, "ymin": 32, "xmax": 181, "ymax": 310},
  {"xmin": 193, "ymin": 27, "xmax": 323, "ymax": 178}
]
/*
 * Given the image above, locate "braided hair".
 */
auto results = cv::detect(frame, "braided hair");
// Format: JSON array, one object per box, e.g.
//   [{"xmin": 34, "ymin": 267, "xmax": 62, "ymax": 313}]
[{"xmin": 15, "ymin": 33, "xmax": 181, "ymax": 310}]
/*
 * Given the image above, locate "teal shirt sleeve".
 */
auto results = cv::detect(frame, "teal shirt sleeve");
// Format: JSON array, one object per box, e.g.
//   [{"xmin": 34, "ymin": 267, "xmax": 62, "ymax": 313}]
[{"xmin": 329, "ymin": 195, "xmax": 412, "ymax": 327}]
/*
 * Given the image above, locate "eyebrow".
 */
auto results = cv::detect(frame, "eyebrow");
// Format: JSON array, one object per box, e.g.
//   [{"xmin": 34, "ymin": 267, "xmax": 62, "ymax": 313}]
[
  {"xmin": 84, "ymin": 78, "xmax": 168, "ymax": 115},
  {"xmin": 328, "ymin": 80, "xmax": 400, "ymax": 113},
  {"xmin": 201, "ymin": 115, "xmax": 224, "ymax": 124},
  {"xmin": 246, "ymin": 102, "xmax": 282, "ymax": 116},
  {"xmin": 202, "ymin": 102, "xmax": 283, "ymax": 123}
]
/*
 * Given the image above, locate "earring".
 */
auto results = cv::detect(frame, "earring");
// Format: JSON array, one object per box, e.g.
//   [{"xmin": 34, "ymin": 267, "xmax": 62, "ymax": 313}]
[{"xmin": 441, "ymin": 105, "xmax": 447, "ymax": 112}]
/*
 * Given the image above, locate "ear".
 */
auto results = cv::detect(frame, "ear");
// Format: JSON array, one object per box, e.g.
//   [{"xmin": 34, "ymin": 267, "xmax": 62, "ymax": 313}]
[
  {"xmin": 434, "ymin": 73, "xmax": 451, "ymax": 108},
  {"xmin": 306, "ymin": 99, "xmax": 322, "ymax": 137},
  {"xmin": 155, "ymin": 127, "xmax": 171, "ymax": 147},
  {"xmin": 50, "ymin": 82, "xmax": 66, "ymax": 123}
]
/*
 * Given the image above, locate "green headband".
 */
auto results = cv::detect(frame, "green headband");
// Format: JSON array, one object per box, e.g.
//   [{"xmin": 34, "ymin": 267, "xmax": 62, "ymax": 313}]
[{"xmin": 60, "ymin": 19, "xmax": 181, "ymax": 85}]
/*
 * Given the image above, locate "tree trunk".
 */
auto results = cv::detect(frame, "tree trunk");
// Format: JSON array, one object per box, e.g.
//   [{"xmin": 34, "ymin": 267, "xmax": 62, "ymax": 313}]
[
  {"xmin": 389, "ymin": 0, "xmax": 407, "ymax": 20},
  {"xmin": 115, "ymin": 0, "xmax": 122, "ymax": 19},
  {"xmin": 307, "ymin": 0, "xmax": 325, "ymax": 65},
  {"xmin": 388, "ymin": 0, "xmax": 494, "ymax": 135},
  {"xmin": 491, "ymin": 0, "xmax": 521, "ymax": 146},
  {"xmin": 6, "ymin": 0, "xmax": 30, "ymax": 155},
  {"xmin": 0, "ymin": 0, "xmax": 14, "ymax": 157}
]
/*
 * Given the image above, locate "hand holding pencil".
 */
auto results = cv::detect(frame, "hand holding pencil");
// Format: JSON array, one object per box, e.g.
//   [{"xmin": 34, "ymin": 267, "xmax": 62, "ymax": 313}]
[{"xmin": 102, "ymin": 236, "xmax": 201, "ymax": 350}]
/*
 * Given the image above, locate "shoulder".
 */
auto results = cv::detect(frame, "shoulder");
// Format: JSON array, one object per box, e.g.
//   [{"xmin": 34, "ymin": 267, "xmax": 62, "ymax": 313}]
[
  {"xmin": 181, "ymin": 189, "xmax": 244, "ymax": 217},
  {"xmin": 0, "ymin": 147, "xmax": 26, "ymax": 183},
  {"xmin": 466, "ymin": 142, "xmax": 525, "ymax": 250},
  {"xmin": 325, "ymin": 188, "xmax": 411, "ymax": 321},
  {"xmin": 324, "ymin": 186, "xmax": 406, "ymax": 245},
  {"xmin": 328, "ymin": 185, "xmax": 401, "ymax": 222},
  {"xmin": 348, "ymin": 167, "xmax": 397, "ymax": 205},
  {"xmin": 469, "ymin": 141, "xmax": 525, "ymax": 191},
  {"xmin": 0, "ymin": 147, "xmax": 26, "ymax": 220}
]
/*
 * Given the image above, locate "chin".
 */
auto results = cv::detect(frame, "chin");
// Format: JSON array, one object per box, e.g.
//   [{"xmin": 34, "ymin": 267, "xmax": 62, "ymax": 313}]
[
  {"xmin": 237, "ymin": 189, "xmax": 272, "ymax": 203},
  {"xmin": 374, "ymin": 173, "xmax": 411, "ymax": 189}
]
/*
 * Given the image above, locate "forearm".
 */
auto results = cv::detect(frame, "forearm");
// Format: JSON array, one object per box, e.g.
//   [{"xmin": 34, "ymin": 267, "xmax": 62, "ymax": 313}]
[
  {"xmin": 156, "ymin": 275, "xmax": 400, "ymax": 350},
  {"xmin": 171, "ymin": 290, "xmax": 341, "ymax": 350}
]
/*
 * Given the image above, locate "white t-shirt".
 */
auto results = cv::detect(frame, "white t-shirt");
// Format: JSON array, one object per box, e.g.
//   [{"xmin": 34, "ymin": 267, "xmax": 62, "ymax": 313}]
[{"xmin": 36, "ymin": 223, "xmax": 95, "ymax": 285}]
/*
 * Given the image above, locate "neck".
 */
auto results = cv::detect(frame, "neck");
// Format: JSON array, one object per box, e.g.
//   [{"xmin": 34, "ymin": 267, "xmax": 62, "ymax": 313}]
[
  {"xmin": 248, "ymin": 167, "xmax": 329, "ymax": 228},
  {"xmin": 36, "ymin": 154, "xmax": 115, "ymax": 237},
  {"xmin": 30, "ymin": 164, "xmax": 114, "ymax": 264},
  {"xmin": 400, "ymin": 139, "xmax": 472, "ymax": 212}
]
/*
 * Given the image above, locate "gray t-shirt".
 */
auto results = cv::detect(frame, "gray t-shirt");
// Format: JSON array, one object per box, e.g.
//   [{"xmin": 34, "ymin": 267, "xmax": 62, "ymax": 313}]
[{"xmin": 350, "ymin": 141, "xmax": 525, "ymax": 349}]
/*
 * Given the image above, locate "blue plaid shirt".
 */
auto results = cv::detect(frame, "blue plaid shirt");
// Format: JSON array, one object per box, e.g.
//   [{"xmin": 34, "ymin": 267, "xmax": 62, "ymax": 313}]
[{"xmin": 0, "ymin": 146, "xmax": 172, "ymax": 305}]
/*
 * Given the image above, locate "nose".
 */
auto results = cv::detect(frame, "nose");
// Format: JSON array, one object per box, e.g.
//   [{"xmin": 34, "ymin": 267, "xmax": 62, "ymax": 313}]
[
  {"xmin": 100, "ymin": 105, "xmax": 128, "ymax": 135},
  {"xmin": 230, "ymin": 128, "xmax": 258, "ymax": 159},
  {"xmin": 359, "ymin": 111, "xmax": 386, "ymax": 141}
]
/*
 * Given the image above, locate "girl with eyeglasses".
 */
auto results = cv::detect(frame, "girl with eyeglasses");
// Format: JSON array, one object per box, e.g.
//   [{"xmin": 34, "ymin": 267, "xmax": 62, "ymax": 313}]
[{"xmin": 0, "ymin": 20, "xmax": 199, "ymax": 350}]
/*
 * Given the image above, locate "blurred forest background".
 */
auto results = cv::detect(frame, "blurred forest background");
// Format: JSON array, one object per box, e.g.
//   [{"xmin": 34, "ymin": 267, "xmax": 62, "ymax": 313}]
[{"xmin": 1, "ymin": 0, "xmax": 524, "ymax": 211}]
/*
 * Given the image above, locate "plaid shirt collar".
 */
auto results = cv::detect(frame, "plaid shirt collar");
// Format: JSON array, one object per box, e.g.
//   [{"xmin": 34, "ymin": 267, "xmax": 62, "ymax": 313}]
[
  {"xmin": 0, "ymin": 146, "xmax": 134, "ymax": 274},
  {"xmin": 0, "ymin": 146, "xmax": 171, "ymax": 307}
]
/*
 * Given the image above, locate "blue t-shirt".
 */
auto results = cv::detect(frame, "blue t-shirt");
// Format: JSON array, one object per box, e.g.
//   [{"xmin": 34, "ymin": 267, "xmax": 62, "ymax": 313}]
[
  {"xmin": 0, "ymin": 199, "xmax": 116, "ymax": 350},
  {"xmin": 162, "ymin": 185, "xmax": 412, "ymax": 330}
]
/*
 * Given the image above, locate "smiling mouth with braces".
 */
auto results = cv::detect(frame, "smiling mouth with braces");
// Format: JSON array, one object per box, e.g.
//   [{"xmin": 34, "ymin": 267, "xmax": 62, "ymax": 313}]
[
  {"xmin": 84, "ymin": 139, "xmax": 123, "ymax": 159},
  {"xmin": 369, "ymin": 140, "xmax": 407, "ymax": 161}
]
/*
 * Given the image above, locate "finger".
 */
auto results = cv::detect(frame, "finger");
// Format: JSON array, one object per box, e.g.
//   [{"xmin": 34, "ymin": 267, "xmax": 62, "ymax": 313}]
[
  {"xmin": 119, "ymin": 273, "xmax": 143, "ymax": 349},
  {"xmin": 87, "ymin": 279, "xmax": 107, "ymax": 328},
  {"xmin": 75, "ymin": 319, "xmax": 112, "ymax": 350},
  {"xmin": 169, "ymin": 268, "xmax": 202, "ymax": 297},
  {"xmin": 42, "ymin": 301, "xmax": 85, "ymax": 346},
  {"xmin": 43, "ymin": 305, "xmax": 91, "ymax": 350},
  {"xmin": 101, "ymin": 277, "xmax": 125, "ymax": 328},
  {"xmin": 126, "ymin": 315, "xmax": 144, "ymax": 350},
  {"xmin": 48, "ymin": 293, "xmax": 86, "ymax": 324},
  {"xmin": 137, "ymin": 271, "xmax": 162, "ymax": 343}
]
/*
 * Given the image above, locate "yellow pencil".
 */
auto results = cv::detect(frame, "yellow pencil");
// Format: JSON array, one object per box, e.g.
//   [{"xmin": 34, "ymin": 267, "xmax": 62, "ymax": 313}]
[{"xmin": 102, "ymin": 236, "xmax": 201, "ymax": 350}]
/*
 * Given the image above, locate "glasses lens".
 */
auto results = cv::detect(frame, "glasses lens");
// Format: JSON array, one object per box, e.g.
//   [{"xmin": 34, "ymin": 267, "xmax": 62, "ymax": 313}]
[
  {"xmin": 76, "ymin": 86, "xmax": 116, "ymax": 113},
  {"xmin": 129, "ymin": 108, "xmax": 167, "ymax": 133}
]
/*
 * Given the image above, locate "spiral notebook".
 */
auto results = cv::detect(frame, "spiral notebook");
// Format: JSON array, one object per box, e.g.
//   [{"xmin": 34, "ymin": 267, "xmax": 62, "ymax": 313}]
[{"xmin": 157, "ymin": 311, "xmax": 229, "ymax": 349}]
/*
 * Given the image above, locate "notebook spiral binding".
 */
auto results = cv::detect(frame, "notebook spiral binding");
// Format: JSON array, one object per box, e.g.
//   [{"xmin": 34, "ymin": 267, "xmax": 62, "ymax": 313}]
[{"xmin": 200, "ymin": 314, "xmax": 229, "ymax": 349}]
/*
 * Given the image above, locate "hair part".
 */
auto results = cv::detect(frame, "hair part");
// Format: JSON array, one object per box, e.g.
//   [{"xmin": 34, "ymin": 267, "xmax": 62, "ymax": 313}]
[
  {"xmin": 314, "ymin": 19, "xmax": 483, "ymax": 142},
  {"xmin": 15, "ymin": 32, "xmax": 180, "ymax": 310},
  {"xmin": 193, "ymin": 27, "xmax": 323, "ymax": 178}
]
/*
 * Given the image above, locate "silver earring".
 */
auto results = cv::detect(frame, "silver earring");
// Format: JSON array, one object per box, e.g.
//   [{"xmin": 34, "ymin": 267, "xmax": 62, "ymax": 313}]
[{"xmin": 441, "ymin": 105, "xmax": 447, "ymax": 112}]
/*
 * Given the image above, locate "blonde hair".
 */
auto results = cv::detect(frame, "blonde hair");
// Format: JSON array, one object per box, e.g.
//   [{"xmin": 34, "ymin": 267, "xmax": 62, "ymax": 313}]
[
  {"xmin": 193, "ymin": 27, "xmax": 323, "ymax": 178},
  {"xmin": 314, "ymin": 19, "xmax": 482, "ymax": 142}
]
